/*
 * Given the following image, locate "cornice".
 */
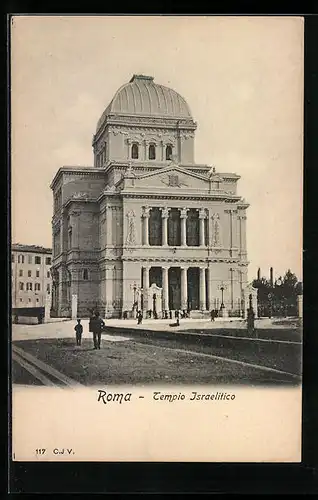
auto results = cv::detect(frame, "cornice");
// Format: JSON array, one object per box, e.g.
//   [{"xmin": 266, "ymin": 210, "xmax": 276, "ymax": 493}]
[
  {"xmin": 50, "ymin": 166, "xmax": 105, "ymax": 190},
  {"xmin": 120, "ymin": 256, "xmax": 240, "ymax": 264},
  {"xmin": 120, "ymin": 191, "xmax": 241, "ymax": 202},
  {"xmin": 93, "ymin": 115, "xmax": 197, "ymax": 143}
]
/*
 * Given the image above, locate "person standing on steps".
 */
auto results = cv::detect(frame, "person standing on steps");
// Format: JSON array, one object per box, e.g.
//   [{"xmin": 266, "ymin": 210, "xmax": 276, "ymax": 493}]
[
  {"xmin": 90, "ymin": 311, "xmax": 105, "ymax": 349},
  {"xmin": 74, "ymin": 318, "xmax": 83, "ymax": 346}
]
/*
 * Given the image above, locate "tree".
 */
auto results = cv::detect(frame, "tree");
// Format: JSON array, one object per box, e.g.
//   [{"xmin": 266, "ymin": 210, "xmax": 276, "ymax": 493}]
[{"xmin": 254, "ymin": 269, "xmax": 302, "ymax": 317}]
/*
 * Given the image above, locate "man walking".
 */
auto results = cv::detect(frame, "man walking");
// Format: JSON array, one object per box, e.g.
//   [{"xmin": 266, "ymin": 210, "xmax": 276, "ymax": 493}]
[
  {"xmin": 90, "ymin": 311, "xmax": 105, "ymax": 349},
  {"xmin": 74, "ymin": 318, "xmax": 83, "ymax": 346}
]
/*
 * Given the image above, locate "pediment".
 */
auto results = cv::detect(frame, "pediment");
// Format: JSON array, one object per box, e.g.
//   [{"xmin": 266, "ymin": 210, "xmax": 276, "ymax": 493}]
[{"xmin": 133, "ymin": 165, "xmax": 210, "ymax": 191}]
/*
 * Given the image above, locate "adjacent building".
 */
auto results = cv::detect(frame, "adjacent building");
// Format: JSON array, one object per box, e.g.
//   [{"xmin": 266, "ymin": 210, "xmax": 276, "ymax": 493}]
[
  {"xmin": 50, "ymin": 74, "xmax": 250, "ymax": 318},
  {"xmin": 11, "ymin": 244, "xmax": 52, "ymax": 308}
]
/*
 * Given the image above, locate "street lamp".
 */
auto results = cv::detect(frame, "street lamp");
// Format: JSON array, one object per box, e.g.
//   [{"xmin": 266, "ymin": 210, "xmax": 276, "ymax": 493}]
[
  {"xmin": 217, "ymin": 282, "xmax": 227, "ymax": 310},
  {"xmin": 275, "ymin": 277, "xmax": 285, "ymax": 317},
  {"xmin": 130, "ymin": 282, "xmax": 139, "ymax": 317}
]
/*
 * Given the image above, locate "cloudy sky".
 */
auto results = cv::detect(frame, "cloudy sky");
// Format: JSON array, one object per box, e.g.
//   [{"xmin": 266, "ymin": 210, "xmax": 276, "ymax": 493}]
[{"xmin": 11, "ymin": 16, "xmax": 303, "ymax": 282}]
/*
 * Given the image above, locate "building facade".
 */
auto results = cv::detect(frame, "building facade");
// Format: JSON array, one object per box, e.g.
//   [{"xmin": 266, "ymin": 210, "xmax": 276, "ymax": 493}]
[
  {"xmin": 11, "ymin": 244, "xmax": 52, "ymax": 308},
  {"xmin": 50, "ymin": 74, "xmax": 250, "ymax": 318}
]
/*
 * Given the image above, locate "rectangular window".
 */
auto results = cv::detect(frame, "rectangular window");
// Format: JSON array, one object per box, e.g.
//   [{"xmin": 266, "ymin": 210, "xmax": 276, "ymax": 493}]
[
  {"xmin": 19, "ymin": 270, "xmax": 23, "ymax": 277},
  {"xmin": 47, "ymin": 271, "xmax": 50, "ymax": 278},
  {"xmin": 18, "ymin": 255, "xmax": 24, "ymax": 264},
  {"xmin": 35, "ymin": 283, "xmax": 41, "ymax": 291},
  {"xmin": 45, "ymin": 257, "xmax": 51, "ymax": 265},
  {"xmin": 47, "ymin": 284, "xmax": 50, "ymax": 293},
  {"xmin": 27, "ymin": 282, "xmax": 32, "ymax": 291},
  {"xmin": 35, "ymin": 256, "xmax": 41, "ymax": 264},
  {"xmin": 19, "ymin": 282, "xmax": 24, "ymax": 291},
  {"xmin": 20, "ymin": 298, "xmax": 23, "ymax": 302},
  {"xmin": 28, "ymin": 255, "xmax": 32, "ymax": 264},
  {"xmin": 28, "ymin": 270, "xmax": 32, "ymax": 277},
  {"xmin": 36, "ymin": 270, "xmax": 40, "ymax": 277}
]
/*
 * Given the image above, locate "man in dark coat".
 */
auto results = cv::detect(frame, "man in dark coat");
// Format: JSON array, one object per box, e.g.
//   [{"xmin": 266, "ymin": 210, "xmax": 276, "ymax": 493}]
[{"xmin": 90, "ymin": 311, "xmax": 105, "ymax": 349}]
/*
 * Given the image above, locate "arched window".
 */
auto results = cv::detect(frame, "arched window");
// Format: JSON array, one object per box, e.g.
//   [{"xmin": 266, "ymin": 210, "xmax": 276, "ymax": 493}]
[
  {"xmin": 83, "ymin": 269, "xmax": 88, "ymax": 280},
  {"xmin": 149, "ymin": 143, "xmax": 156, "ymax": 160},
  {"xmin": 131, "ymin": 143, "xmax": 139, "ymax": 159},
  {"xmin": 166, "ymin": 144, "xmax": 173, "ymax": 160}
]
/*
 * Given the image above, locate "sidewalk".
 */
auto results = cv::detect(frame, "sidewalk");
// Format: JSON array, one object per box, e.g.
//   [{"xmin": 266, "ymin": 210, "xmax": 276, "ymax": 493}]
[{"xmin": 11, "ymin": 316, "xmax": 301, "ymax": 343}]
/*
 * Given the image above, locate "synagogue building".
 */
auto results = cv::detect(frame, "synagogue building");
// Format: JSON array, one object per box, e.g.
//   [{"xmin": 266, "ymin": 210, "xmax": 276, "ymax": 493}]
[{"xmin": 50, "ymin": 74, "xmax": 253, "ymax": 318}]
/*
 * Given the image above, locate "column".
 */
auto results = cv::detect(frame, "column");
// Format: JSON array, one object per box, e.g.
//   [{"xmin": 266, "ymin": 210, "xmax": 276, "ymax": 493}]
[
  {"xmin": 160, "ymin": 207, "xmax": 170, "ymax": 246},
  {"xmin": 207, "ymin": 267, "xmax": 212, "ymax": 311},
  {"xmin": 179, "ymin": 208, "xmax": 188, "ymax": 246},
  {"xmin": 142, "ymin": 206, "xmax": 150, "ymax": 246},
  {"xmin": 241, "ymin": 215, "xmax": 247, "ymax": 257},
  {"xmin": 180, "ymin": 266, "xmax": 188, "ymax": 310},
  {"xmin": 208, "ymin": 210, "xmax": 213, "ymax": 247},
  {"xmin": 162, "ymin": 266, "xmax": 169, "ymax": 312},
  {"xmin": 160, "ymin": 140, "xmax": 164, "ymax": 161},
  {"xmin": 199, "ymin": 267, "xmax": 207, "ymax": 310},
  {"xmin": 198, "ymin": 208, "xmax": 206, "ymax": 246},
  {"xmin": 143, "ymin": 140, "xmax": 148, "ymax": 161},
  {"xmin": 226, "ymin": 209, "xmax": 238, "ymax": 249},
  {"xmin": 229, "ymin": 267, "xmax": 234, "ymax": 310},
  {"xmin": 142, "ymin": 266, "xmax": 150, "ymax": 311},
  {"xmin": 106, "ymin": 206, "xmax": 112, "ymax": 247},
  {"xmin": 69, "ymin": 210, "xmax": 80, "ymax": 248},
  {"xmin": 127, "ymin": 138, "xmax": 131, "ymax": 159}
]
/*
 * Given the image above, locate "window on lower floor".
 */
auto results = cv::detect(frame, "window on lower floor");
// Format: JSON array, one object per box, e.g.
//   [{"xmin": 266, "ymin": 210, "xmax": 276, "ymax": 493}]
[
  {"xmin": 35, "ymin": 283, "xmax": 41, "ymax": 291},
  {"xmin": 28, "ymin": 270, "xmax": 32, "ymax": 277},
  {"xmin": 83, "ymin": 269, "xmax": 88, "ymax": 280},
  {"xmin": 36, "ymin": 270, "xmax": 40, "ymax": 278},
  {"xmin": 19, "ymin": 269, "xmax": 23, "ymax": 277},
  {"xmin": 26, "ymin": 282, "xmax": 32, "ymax": 291},
  {"xmin": 47, "ymin": 271, "xmax": 50, "ymax": 278},
  {"xmin": 19, "ymin": 282, "xmax": 24, "ymax": 291},
  {"xmin": 47, "ymin": 284, "xmax": 50, "ymax": 293}
]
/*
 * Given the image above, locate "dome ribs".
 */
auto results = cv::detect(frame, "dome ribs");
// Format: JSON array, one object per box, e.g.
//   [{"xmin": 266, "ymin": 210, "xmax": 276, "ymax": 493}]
[{"xmin": 95, "ymin": 75, "xmax": 194, "ymax": 131}]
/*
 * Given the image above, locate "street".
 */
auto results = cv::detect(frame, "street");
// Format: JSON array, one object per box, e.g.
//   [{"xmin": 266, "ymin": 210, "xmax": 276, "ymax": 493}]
[{"xmin": 11, "ymin": 319, "xmax": 302, "ymax": 387}]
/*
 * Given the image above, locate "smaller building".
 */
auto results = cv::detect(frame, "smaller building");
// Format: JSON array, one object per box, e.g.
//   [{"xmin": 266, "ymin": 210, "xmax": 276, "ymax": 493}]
[{"xmin": 11, "ymin": 244, "xmax": 52, "ymax": 309}]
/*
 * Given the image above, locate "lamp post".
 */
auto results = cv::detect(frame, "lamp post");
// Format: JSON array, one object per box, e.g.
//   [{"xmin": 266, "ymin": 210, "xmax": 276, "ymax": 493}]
[
  {"xmin": 217, "ymin": 282, "xmax": 228, "ymax": 317},
  {"xmin": 130, "ymin": 281, "xmax": 139, "ymax": 318},
  {"xmin": 217, "ymin": 282, "xmax": 227, "ymax": 309},
  {"xmin": 275, "ymin": 277, "xmax": 283, "ymax": 317}
]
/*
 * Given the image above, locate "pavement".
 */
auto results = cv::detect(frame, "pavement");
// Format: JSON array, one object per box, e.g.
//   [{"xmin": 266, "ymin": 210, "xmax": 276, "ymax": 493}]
[
  {"xmin": 11, "ymin": 317, "xmax": 302, "ymax": 386},
  {"xmin": 11, "ymin": 316, "xmax": 302, "ymax": 342}
]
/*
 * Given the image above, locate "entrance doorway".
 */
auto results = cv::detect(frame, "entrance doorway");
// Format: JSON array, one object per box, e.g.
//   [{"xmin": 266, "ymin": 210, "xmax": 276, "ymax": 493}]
[
  {"xmin": 168, "ymin": 267, "xmax": 181, "ymax": 310},
  {"xmin": 187, "ymin": 268, "xmax": 200, "ymax": 310},
  {"xmin": 149, "ymin": 267, "xmax": 162, "ymax": 288}
]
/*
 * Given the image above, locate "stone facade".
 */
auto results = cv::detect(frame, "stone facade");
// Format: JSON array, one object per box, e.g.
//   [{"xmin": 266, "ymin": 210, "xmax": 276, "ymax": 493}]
[{"xmin": 50, "ymin": 74, "xmax": 250, "ymax": 318}]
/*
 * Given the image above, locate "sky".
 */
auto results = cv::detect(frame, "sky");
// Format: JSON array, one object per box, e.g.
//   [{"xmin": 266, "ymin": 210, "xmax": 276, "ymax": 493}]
[{"xmin": 11, "ymin": 15, "xmax": 303, "ymax": 282}]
